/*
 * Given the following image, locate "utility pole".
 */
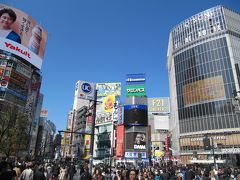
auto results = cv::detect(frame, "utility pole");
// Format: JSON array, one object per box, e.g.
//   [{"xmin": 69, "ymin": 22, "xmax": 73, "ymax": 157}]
[{"xmin": 89, "ymin": 90, "xmax": 97, "ymax": 174}]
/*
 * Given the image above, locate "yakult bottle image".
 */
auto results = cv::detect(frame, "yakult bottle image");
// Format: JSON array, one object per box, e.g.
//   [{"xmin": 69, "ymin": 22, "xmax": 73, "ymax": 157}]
[{"xmin": 28, "ymin": 25, "xmax": 42, "ymax": 54}]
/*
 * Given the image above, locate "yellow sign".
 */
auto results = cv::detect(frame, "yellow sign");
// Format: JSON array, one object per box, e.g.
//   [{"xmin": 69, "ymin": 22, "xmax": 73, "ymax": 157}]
[
  {"xmin": 155, "ymin": 150, "xmax": 164, "ymax": 157},
  {"xmin": 103, "ymin": 95, "xmax": 115, "ymax": 113}
]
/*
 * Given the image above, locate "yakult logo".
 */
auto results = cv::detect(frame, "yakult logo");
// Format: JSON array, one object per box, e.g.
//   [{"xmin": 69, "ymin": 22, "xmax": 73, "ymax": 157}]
[{"xmin": 5, "ymin": 42, "xmax": 31, "ymax": 58}]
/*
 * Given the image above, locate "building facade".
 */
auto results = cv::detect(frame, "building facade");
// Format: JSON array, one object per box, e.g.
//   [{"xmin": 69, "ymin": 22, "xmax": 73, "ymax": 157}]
[
  {"xmin": 0, "ymin": 4, "xmax": 47, "ymax": 158},
  {"xmin": 167, "ymin": 6, "xmax": 240, "ymax": 165}
]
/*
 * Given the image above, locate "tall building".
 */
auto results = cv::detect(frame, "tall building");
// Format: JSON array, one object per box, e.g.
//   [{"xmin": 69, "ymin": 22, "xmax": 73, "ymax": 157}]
[
  {"xmin": 148, "ymin": 97, "xmax": 171, "ymax": 161},
  {"xmin": 0, "ymin": 4, "xmax": 47, "ymax": 158},
  {"xmin": 168, "ymin": 5, "xmax": 240, "ymax": 165}
]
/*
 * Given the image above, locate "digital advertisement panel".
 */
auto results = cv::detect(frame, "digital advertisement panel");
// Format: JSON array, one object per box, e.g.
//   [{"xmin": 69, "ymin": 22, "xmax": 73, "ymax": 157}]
[
  {"xmin": 0, "ymin": 4, "xmax": 48, "ymax": 69},
  {"xmin": 96, "ymin": 82, "xmax": 121, "ymax": 97},
  {"xmin": 148, "ymin": 98, "xmax": 170, "ymax": 113},
  {"xmin": 125, "ymin": 132, "xmax": 147, "ymax": 150},
  {"xmin": 126, "ymin": 85, "xmax": 146, "ymax": 97},
  {"xmin": 183, "ymin": 76, "xmax": 226, "ymax": 107},
  {"xmin": 116, "ymin": 125, "xmax": 124, "ymax": 157},
  {"xmin": 124, "ymin": 104, "xmax": 148, "ymax": 126}
]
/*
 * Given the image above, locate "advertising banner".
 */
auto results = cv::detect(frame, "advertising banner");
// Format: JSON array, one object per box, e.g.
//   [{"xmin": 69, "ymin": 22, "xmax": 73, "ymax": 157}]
[
  {"xmin": 0, "ymin": 4, "xmax": 48, "ymax": 69},
  {"xmin": 125, "ymin": 132, "xmax": 147, "ymax": 150},
  {"xmin": 96, "ymin": 82, "xmax": 121, "ymax": 97},
  {"xmin": 116, "ymin": 125, "xmax": 124, "ymax": 157},
  {"xmin": 124, "ymin": 104, "xmax": 148, "ymax": 126},
  {"xmin": 148, "ymin": 98, "xmax": 170, "ymax": 113},
  {"xmin": 183, "ymin": 76, "xmax": 226, "ymax": 107},
  {"xmin": 103, "ymin": 95, "xmax": 115, "ymax": 113},
  {"xmin": 85, "ymin": 116, "xmax": 93, "ymax": 134},
  {"xmin": 84, "ymin": 134, "xmax": 91, "ymax": 150},
  {"xmin": 75, "ymin": 80, "xmax": 95, "ymax": 101},
  {"xmin": 126, "ymin": 73, "xmax": 146, "ymax": 85},
  {"xmin": 95, "ymin": 96, "xmax": 119, "ymax": 125},
  {"xmin": 126, "ymin": 85, "xmax": 146, "ymax": 97}
]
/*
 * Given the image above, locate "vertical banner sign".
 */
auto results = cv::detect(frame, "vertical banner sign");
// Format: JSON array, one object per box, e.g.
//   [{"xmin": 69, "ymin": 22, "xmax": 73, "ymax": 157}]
[{"xmin": 116, "ymin": 125, "xmax": 125, "ymax": 157}]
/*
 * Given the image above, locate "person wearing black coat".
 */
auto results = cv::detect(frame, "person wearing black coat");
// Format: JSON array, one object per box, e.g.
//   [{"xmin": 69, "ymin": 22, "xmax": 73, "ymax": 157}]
[
  {"xmin": 33, "ymin": 164, "xmax": 46, "ymax": 180},
  {"xmin": 80, "ymin": 166, "xmax": 92, "ymax": 180},
  {"xmin": 68, "ymin": 163, "xmax": 76, "ymax": 180}
]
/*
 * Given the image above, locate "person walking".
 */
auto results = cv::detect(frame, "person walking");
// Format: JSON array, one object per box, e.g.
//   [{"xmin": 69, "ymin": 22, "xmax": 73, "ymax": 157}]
[
  {"xmin": 80, "ymin": 165, "xmax": 92, "ymax": 180},
  {"xmin": 68, "ymin": 162, "xmax": 76, "ymax": 180},
  {"xmin": 19, "ymin": 162, "xmax": 34, "ymax": 180},
  {"xmin": 59, "ymin": 165, "xmax": 67, "ymax": 180},
  {"xmin": 33, "ymin": 164, "xmax": 46, "ymax": 180}
]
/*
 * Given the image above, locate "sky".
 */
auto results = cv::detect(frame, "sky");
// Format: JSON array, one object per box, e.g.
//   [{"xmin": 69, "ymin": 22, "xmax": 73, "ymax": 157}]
[{"xmin": 2, "ymin": 0, "xmax": 240, "ymax": 131}]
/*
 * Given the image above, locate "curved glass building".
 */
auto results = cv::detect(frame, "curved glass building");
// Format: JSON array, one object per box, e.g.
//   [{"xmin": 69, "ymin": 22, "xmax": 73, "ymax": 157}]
[{"xmin": 167, "ymin": 5, "xmax": 240, "ymax": 165}]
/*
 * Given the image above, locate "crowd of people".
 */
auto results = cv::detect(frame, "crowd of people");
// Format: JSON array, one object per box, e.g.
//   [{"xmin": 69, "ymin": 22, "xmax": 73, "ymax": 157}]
[{"xmin": 1, "ymin": 158, "xmax": 240, "ymax": 180}]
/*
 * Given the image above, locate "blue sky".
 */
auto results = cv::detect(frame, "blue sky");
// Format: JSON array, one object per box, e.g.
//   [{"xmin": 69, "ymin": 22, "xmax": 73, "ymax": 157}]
[{"xmin": 3, "ymin": 0, "xmax": 240, "ymax": 131}]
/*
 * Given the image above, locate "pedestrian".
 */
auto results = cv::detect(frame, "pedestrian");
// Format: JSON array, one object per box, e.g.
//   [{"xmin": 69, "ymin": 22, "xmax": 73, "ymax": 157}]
[
  {"xmin": 52, "ymin": 163, "xmax": 60, "ymax": 180},
  {"xmin": 129, "ymin": 169, "xmax": 137, "ymax": 180},
  {"xmin": 68, "ymin": 162, "xmax": 76, "ymax": 180},
  {"xmin": 0, "ymin": 160, "xmax": 16, "ymax": 180},
  {"xmin": 33, "ymin": 164, "xmax": 46, "ymax": 180},
  {"xmin": 80, "ymin": 165, "xmax": 92, "ymax": 180},
  {"xmin": 59, "ymin": 165, "xmax": 67, "ymax": 180},
  {"xmin": 19, "ymin": 162, "xmax": 34, "ymax": 180}
]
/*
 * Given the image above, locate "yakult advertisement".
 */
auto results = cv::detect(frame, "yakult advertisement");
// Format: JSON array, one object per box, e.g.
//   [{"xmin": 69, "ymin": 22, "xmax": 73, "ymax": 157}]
[{"xmin": 0, "ymin": 4, "xmax": 47, "ymax": 69}]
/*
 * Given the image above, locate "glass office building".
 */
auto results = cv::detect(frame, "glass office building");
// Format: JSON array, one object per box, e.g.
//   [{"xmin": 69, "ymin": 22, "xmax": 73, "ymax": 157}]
[{"xmin": 167, "ymin": 6, "xmax": 240, "ymax": 165}]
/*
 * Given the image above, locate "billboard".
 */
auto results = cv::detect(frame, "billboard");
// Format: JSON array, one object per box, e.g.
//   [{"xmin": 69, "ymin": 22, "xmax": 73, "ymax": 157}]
[
  {"xmin": 116, "ymin": 125, "xmax": 124, "ymax": 157},
  {"xmin": 148, "ymin": 98, "xmax": 170, "ymax": 113},
  {"xmin": 125, "ymin": 132, "xmax": 147, "ymax": 150},
  {"xmin": 75, "ymin": 80, "xmax": 95, "ymax": 101},
  {"xmin": 126, "ymin": 85, "xmax": 146, "ymax": 97},
  {"xmin": 0, "ymin": 4, "xmax": 47, "ymax": 69},
  {"xmin": 96, "ymin": 82, "xmax": 121, "ymax": 97},
  {"xmin": 126, "ymin": 73, "xmax": 146, "ymax": 85},
  {"xmin": 95, "ymin": 96, "xmax": 119, "ymax": 125},
  {"xmin": 183, "ymin": 76, "xmax": 226, "ymax": 107},
  {"xmin": 124, "ymin": 104, "xmax": 148, "ymax": 126}
]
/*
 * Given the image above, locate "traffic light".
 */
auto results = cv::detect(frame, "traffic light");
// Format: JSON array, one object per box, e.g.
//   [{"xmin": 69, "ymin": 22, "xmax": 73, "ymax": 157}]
[{"xmin": 203, "ymin": 137, "xmax": 211, "ymax": 150}]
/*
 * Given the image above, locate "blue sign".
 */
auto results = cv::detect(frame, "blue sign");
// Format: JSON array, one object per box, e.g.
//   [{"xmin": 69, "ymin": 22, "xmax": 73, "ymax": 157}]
[
  {"xmin": 81, "ymin": 83, "xmax": 92, "ymax": 94},
  {"xmin": 126, "ymin": 73, "xmax": 146, "ymax": 85}
]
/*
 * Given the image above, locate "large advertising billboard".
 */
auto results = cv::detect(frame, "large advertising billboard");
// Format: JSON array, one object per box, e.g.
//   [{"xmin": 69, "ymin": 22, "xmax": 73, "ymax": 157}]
[
  {"xmin": 125, "ymin": 132, "xmax": 147, "ymax": 150},
  {"xmin": 116, "ymin": 125, "xmax": 124, "ymax": 157},
  {"xmin": 124, "ymin": 104, "xmax": 148, "ymax": 126},
  {"xmin": 96, "ymin": 82, "xmax": 121, "ymax": 97},
  {"xmin": 148, "ymin": 98, "xmax": 170, "ymax": 113},
  {"xmin": 183, "ymin": 76, "xmax": 226, "ymax": 107},
  {"xmin": 0, "ymin": 4, "xmax": 48, "ymax": 69},
  {"xmin": 95, "ymin": 96, "xmax": 119, "ymax": 125}
]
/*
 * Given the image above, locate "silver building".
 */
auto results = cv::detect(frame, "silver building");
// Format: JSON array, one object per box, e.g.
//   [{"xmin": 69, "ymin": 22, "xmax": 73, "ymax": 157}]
[{"xmin": 167, "ymin": 6, "xmax": 240, "ymax": 165}]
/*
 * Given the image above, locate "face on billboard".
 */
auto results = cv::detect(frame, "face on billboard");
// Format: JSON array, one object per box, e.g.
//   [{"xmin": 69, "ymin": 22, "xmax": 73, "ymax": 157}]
[
  {"xmin": 124, "ymin": 105, "xmax": 148, "ymax": 126},
  {"xmin": 0, "ymin": 4, "xmax": 47, "ymax": 69},
  {"xmin": 125, "ymin": 132, "xmax": 146, "ymax": 150}
]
